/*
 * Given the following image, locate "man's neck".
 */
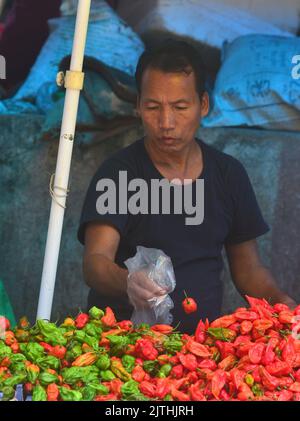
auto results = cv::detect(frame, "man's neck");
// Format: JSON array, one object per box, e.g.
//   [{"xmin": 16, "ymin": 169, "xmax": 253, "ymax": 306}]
[{"xmin": 144, "ymin": 137, "xmax": 201, "ymax": 175}]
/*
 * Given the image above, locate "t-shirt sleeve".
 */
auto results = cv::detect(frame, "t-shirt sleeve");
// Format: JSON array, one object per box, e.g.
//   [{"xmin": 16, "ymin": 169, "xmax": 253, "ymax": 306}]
[
  {"xmin": 225, "ymin": 159, "xmax": 270, "ymax": 245},
  {"xmin": 77, "ymin": 158, "xmax": 133, "ymax": 245}
]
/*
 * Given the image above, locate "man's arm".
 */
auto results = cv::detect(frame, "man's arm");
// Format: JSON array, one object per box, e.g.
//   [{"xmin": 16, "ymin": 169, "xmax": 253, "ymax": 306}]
[
  {"xmin": 83, "ymin": 222, "xmax": 128, "ymax": 297},
  {"xmin": 83, "ymin": 222, "xmax": 167, "ymax": 305},
  {"xmin": 225, "ymin": 239, "xmax": 296, "ymax": 308}
]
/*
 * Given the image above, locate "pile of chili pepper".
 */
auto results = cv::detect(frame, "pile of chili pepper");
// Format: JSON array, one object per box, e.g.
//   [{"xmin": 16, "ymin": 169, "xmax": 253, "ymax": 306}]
[{"xmin": 1, "ymin": 295, "xmax": 300, "ymax": 401}]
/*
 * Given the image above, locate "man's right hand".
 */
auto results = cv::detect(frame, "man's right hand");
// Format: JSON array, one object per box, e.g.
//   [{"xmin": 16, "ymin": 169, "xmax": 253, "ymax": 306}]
[{"xmin": 127, "ymin": 269, "xmax": 167, "ymax": 309}]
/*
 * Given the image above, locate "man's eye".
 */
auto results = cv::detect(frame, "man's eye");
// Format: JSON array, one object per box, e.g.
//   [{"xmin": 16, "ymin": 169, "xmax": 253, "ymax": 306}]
[
  {"xmin": 146, "ymin": 106, "xmax": 159, "ymax": 110},
  {"xmin": 175, "ymin": 106, "xmax": 188, "ymax": 110}
]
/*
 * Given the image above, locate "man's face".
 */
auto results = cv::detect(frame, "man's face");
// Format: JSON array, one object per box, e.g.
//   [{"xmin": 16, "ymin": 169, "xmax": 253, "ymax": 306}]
[{"xmin": 137, "ymin": 67, "xmax": 209, "ymax": 153}]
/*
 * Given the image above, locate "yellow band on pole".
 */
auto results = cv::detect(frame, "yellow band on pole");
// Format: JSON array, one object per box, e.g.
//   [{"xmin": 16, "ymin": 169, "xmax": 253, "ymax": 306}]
[{"xmin": 56, "ymin": 70, "xmax": 85, "ymax": 90}]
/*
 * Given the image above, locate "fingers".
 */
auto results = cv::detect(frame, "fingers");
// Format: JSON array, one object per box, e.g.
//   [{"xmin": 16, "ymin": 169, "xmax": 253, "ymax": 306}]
[{"xmin": 127, "ymin": 270, "xmax": 167, "ymax": 309}]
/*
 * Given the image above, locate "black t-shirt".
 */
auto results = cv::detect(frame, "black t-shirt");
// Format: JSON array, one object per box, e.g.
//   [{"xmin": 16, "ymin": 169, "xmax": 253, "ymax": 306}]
[{"xmin": 78, "ymin": 138, "xmax": 269, "ymax": 333}]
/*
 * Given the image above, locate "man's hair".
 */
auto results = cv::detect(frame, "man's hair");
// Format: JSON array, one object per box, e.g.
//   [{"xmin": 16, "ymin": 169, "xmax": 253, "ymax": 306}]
[{"xmin": 135, "ymin": 39, "xmax": 206, "ymax": 98}]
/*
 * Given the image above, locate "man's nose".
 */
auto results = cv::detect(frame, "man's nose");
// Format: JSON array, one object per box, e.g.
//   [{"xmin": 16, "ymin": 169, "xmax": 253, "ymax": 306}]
[{"xmin": 159, "ymin": 108, "xmax": 175, "ymax": 130}]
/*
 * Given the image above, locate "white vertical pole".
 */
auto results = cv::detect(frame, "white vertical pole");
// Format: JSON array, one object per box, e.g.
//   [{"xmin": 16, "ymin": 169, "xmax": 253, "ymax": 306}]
[{"xmin": 37, "ymin": 0, "xmax": 91, "ymax": 320}]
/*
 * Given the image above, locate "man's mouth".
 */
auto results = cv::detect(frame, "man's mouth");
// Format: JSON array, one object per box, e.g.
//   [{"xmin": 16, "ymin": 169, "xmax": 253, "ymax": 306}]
[{"xmin": 161, "ymin": 136, "xmax": 176, "ymax": 142}]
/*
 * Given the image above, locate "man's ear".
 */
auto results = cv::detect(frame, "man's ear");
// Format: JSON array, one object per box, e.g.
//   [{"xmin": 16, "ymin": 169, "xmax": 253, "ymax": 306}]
[{"xmin": 200, "ymin": 92, "xmax": 209, "ymax": 118}]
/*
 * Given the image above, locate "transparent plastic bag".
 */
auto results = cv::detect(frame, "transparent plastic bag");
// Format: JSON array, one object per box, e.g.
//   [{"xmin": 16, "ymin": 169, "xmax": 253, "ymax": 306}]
[{"xmin": 124, "ymin": 246, "xmax": 176, "ymax": 326}]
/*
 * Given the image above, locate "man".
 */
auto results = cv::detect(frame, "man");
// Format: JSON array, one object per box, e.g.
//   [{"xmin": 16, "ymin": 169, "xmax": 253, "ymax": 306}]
[{"xmin": 78, "ymin": 40, "xmax": 296, "ymax": 333}]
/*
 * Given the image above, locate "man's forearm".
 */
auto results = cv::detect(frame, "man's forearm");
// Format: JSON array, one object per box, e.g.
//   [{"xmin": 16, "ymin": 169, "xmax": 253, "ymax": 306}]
[
  {"xmin": 237, "ymin": 266, "xmax": 296, "ymax": 308},
  {"xmin": 83, "ymin": 253, "xmax": 129, "ymax": 298}
]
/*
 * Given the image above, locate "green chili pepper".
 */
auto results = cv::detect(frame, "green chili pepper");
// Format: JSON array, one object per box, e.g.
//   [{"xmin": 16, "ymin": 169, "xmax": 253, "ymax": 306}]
[
  {"xmin": 36, "ymin": 356, "xmax": 60, "ymax": 371},
  {"xmin": 81, "ymin": 386, "xmax": 96, "ymax": 401},
  {"xmin": 32, "ymin": 384, "xmax": 47, "ymax": 401},
  {"xmin": 143, "ymin": 360, "xmax": 160, "ymax": 375},
  {"xmin": 0, "ymin": 386, "xmax": 15, "ymax": 401},
  {"xmin": 24, "ymin": 343, "xmax": 45, "ymax": 361},
  {"xmin": 83, "ymin": 323, "xmax": 102, "ymax": 338},
  {"xmin": 121, "ymin": 380, "xmax": 145, "ymax": 400},
  {"xmin": 59, "ymin": 386, "xmax": 83, "ymax": 401},
  {"xmin": 88, "ymin": 306, "xmax": 104, "ymax": 320},
  {"xmin": 252, "ymin": 384, "xmax": 264, "ymax": 397},
  {"xmin": 106, "ymin": 335, "xmax": 129, "ymax": 356},
  {"xmin": 100, "ymin": 370, "xmax": 116, "ymax": 381},
  {"xmin": 0, "ymin": 343, "xmax": 12, "ymax": 357},
  {"xmin": 39, "ymin": 372, "xmax": 58, "ymax": 386},
  {"xmin": 207, "ymin": 327, "xmax": 235, "ymax": 342},
  {"xmin": 158, "ymin": 363, "xmax": 172, "ymax": 378},
  {"xmin": 36, "ymin": 320, "xmax": 67, "ymax": 346},
  {"xmin": 96, "ymin": 354, "xmax": 111, "ymax": 370},
  {"xmin": 164, "ymin": 394, "xmax": 173, "ymax": 401},
  {"xmin": 88, "ymin": 383, "xmax": 109, "ymax": 395},
  {"xmin": 3, "ymin": 374, "xmax": 27, "ymax": 388},
  {"xmin": 245, "ymin": 374, "xmax": 254, "ymax": 387},
  {"xmin": 121, "ymin": 355, "xmax": 136, "ymax": 373},
  {"xmin": 111, "ymin": 359, "xmax": 131, "ymax": 381},
  {"xmin": 68, "ymin": 344, "xmax": 83, "ymax": 360},
  {"xmin": 163, "ymin": 335, "xmax": 183, "ymax": 354},
  {"xmin": 74, "ymin": 331, "xmax": 99, "ymax": 351}
]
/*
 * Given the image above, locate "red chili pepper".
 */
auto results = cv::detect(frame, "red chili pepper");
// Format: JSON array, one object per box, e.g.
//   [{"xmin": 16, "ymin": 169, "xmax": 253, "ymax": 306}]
[
  {"xmin": 151, "ymin": 324, "xmax": 173, "ymax": 334},
  {"xmin": 109, "ymin": 379, "xmax": 123, "ymax": 397},
  {"xmin": 139, "ymin": 381, "xmax": 156, "ymax": 398},
  {"xmin": 282, "ymin": 336, "xmax": 296, "ymax": 365},
  {"xmin": 228, "ymin": 323, "xmax": 240, "ymax": 333},
  {"xmin": 101, "ymin": 307, "xmax": 117, "ymax": 327},
  {"xmin": 135, "ymin": 339, "xmax": 158, "ymax": 361},
  {"xmin": 189, "ymin": 383, "xmax": 206, "ymax": 401},
  {"xmin": 253, "ymin": 318, "xmax": 273, "ymax": 333},
  {"xmin": 75, "ymin": 313, "xmax": 89, "ymax": 329},
  {"xmin": 289, "ymin": 382, "xmax": 300, "ymax": 393},
  {"xmin": 215, "ymin": 340, "xmax": 235, "ymax": 360},
  {"xmin": 248, "ymin": 343, "xmax": 265, "ymax": 364},
  {"xmin": 116, "ymin": 320, "xmax": 133, "ymax": 330},
  {"xmin": 230, "ymin": 368, "xmax": 246, "ymax": 390},
  {"xmin": 265, "ymin": 361, "xmax": 292, "ymax": 376},
  {"xmin": 277, "ymin": 390, "xmax": 294, "ymax": 401},
  {"xmin": 170, "ymin": 386, "xmax": 190, "ymax": 401},
  {"xmin": 169, "ymin": 355, "xmax": 179, "ymax": 365},
  {"xmin": 131, "ymin": 365, "xmax": 147, "ymax": 382},
  {"xmin": 234, "ymin": 310, "xmax": 258, "ymax": 321},
  {"xmin": 294, "ymin": 393, "xmax": 300, "ymax": 401},
  {"xmin": 219, "ymin": 389, "xmax": 231, "ymax": 401},
  {"xmin": 237, "ymin": 386, "xmax": 254, "ymax": 401},
  {"xmin": 261, "ymin": 337, "xmax": 278, "ymax": 366},
  {"xmin": 170, "ymin": 364, "xmax": 184, "ymax": 379},
  {"xmin": 260, "ymin": 366, "xmax": 280, "ymax": 391},
  {"xmin": 194, "ymin": 320, "xmax": 206, "ymax": 343},
  {"xmin": 155, "ymin": 378, "xmax": 171, "ymax": 399},
  {"xmin": 218, "ymin": 354, "xmax": 237, "ymax": 371},
  {"xmin": 49, "ymin": 345, "xmax": 66, "ymax": 360},
  {"xmin": 178, "ymin": 353, "xmax": 198, "ymax": 371},
  {"xmin": 210, "ymin": 314, "xmax": 237, "ymax": 328},
  {"xmin": 47, "ymin": 383, "xmax": 59, "ymax": 401},
  {"xmin": 186, "ymin": 340, "xmax": 211, "ymax": 358},
  {"xmin": 278, "ymin": 310, "xmax": 294, "ymax": 324},
  {"xmin": 198, "ymin": 359, "xmax": 217, "ymax": 370},
  {"xmin": 4, "ymin": 331, "xmax": 16, "ymax": 346},
  {"xmin": 94, "ymin": 393, "xmax": 118, "ymax": 401},
  {"xmin": 211, "ymin": 369, "xmax": 227, "ymax": 399},
  {"xmin": 10, "ymin": 342, "xmax": 20, "ymax": 353},
  {"xmin": 240, "ymin": 320, "xmax": 253, "ymax": 335},
  {"xmin": 182, "ymin": 291, "xmax": 197, "ymax": 314},
  {"xmin": 273, "ymin": 303, "xmax": 290, "ymax": 313}
]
